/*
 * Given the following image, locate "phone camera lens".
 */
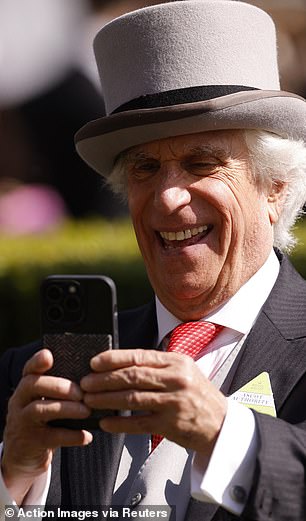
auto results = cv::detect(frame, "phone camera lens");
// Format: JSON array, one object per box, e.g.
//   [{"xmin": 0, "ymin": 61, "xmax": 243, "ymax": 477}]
[
  {"xmin": 47, "ymin": 305, "xmax": 64, "ymax": 322},
  {"xmin": 46, "ymin": 284, "xmax": 63, "ymax": 302},
  {"xmin": 65, "ymin": 295, "xmax": 81, "ymax": 312}
]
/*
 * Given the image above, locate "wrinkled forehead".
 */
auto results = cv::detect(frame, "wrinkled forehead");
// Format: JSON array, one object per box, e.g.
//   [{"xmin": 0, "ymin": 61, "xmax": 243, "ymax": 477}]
[{"xmin": 122, "ymin": 129, "xmax": 248, "ymax": 162}]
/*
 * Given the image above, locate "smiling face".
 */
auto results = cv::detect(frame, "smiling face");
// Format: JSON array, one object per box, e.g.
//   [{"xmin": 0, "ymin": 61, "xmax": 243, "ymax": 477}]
[{"xmin": 125, "ymin": 130, "xmax": 283, "ymax": 320}]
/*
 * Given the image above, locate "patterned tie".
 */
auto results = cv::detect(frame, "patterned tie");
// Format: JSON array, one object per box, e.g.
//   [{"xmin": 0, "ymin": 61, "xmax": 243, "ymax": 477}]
[{"xmin": 151, "ymin": 321, "xmax": 224, "ymax": 451}]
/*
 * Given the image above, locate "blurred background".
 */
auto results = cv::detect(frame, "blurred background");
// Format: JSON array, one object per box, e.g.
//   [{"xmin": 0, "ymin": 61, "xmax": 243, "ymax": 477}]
[{"xmin": 0, "ymin": 0, "xmax": 306, "ymax": 351}]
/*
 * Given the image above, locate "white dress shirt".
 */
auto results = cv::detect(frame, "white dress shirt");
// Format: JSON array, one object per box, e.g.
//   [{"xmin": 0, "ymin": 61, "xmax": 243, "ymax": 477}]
[{"xmin": 0, "ymin": 251, "xmax": 280, "ymax": 517}]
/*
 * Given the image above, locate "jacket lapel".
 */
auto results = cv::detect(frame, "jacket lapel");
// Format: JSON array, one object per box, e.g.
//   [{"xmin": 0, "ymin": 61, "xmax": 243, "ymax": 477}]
[{"xmin": 224, "ymin": 255, "xmax": 306, "ymax": 413}]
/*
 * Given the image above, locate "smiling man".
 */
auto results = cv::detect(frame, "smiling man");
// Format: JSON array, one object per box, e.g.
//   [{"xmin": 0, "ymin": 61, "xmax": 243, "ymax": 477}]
[
  {"xmin": 123, "ymin": 130, "xmax": 276, "ymax": 320},
  {"xmin": 1, "ymin": 2, "xmax": 306, "ymax": 521}
]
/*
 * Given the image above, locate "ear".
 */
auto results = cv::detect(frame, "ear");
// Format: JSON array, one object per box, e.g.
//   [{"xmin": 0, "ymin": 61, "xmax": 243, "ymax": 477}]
[{"xmin": 267, "ymin": 182, "xmax": 288, "ymax": 224}]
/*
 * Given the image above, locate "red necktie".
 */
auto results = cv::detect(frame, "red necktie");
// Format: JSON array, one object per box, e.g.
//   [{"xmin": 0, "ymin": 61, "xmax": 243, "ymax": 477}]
[{"xmin": 151, "ymin": 321, "xmax": 224, "ymax": 451}]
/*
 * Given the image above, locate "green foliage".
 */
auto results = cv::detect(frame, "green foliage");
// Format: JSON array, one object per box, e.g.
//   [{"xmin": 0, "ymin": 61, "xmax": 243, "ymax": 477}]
[
  {"xmin": 0, "ymin": 219, "xmax": 152, "ymax": 350},
  {"xmin": 290, "ymin": 222, "xmax": 306, "ymax": 281},
  {"xmin": 0, "ymin": 217, "xmax": 306, "ymax": 352}
]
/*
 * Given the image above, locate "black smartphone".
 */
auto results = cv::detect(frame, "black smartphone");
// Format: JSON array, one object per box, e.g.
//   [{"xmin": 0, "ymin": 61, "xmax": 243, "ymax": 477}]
[{"xmin": 40, "ymin": 274, "xmax": 119, "ymax": 430}]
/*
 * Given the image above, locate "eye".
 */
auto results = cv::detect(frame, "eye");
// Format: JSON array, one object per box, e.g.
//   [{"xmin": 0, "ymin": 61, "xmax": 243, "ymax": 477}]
[
  {"xmin": 129, "ymin": 158, "xmax": 160, "ymax": 179},
  {"xmin": 184, "ymin": 158, "xmax": 220, "ymax": 176}
]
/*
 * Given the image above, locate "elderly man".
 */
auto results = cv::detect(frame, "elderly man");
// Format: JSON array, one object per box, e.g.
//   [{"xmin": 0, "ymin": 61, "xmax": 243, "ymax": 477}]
[{"xmin": 1, "ymin": 1, "xmax": 306, "ymax": 520}]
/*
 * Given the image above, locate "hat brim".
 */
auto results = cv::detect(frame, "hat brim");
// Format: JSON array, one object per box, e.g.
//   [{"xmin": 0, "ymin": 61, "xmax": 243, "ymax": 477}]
[{"xmin": 75, "ymin": 90, "xmax": 306, "ymax": 178}]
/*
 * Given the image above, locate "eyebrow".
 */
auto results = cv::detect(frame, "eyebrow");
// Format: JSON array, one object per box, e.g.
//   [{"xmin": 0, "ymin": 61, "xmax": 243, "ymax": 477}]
[
  {"xmin": 120, "ymin": 150, "xmax": 156, "ymax": 166},
  {"xmin": 120, "ymin": 142, "xmax": 229, "ymax": 166},
  {"xmin": 126, "ymin": 151, "xmax": 154, "ymax": 161},
  {"xmin": 182, "ymin": 144, "xmax": 228, "ymax": 158}
]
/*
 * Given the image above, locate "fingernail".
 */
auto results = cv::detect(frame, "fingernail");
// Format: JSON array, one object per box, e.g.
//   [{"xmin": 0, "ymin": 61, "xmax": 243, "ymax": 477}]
[
  {"xmin": 83, "ymin": 431, "xmax": 93, "ymax": 445},
  {"xmin": 80, "ymin": 375, "xmax": 91, "ymax": 391},
  {"xmin": 90, "ymin": 357, "xmax": 100, "ymax": 370}
]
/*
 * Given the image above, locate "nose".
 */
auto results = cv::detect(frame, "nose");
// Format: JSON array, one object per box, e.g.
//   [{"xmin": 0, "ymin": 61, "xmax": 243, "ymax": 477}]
[{"xmin": 154, "ymin": 162, "xmax": 191, "ymax": 214}]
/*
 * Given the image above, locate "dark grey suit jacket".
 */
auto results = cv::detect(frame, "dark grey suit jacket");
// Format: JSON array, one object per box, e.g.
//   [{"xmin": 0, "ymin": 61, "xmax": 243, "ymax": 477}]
[{"xmin": 1, "ymin": 253, "xmax": 306, "ymax": 520}]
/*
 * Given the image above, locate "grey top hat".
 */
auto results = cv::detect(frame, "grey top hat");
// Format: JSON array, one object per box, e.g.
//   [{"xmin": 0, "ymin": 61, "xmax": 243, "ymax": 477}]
[{"xmin": 75, "ymin": 0, "xmax": 306, "ymax": 178}]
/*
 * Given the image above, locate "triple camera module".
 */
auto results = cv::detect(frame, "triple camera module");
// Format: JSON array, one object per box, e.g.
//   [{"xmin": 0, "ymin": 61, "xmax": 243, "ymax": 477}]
[{"xmin": 45, "ymin": 281, "xmax": 84, "ymax": 324}]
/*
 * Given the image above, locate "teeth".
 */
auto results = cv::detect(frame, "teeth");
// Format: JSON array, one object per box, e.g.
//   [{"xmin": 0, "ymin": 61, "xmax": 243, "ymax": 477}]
[
  {"xmin": 176, "ymin": 231, "xmax": 185, "ymax": 241},
  {"xmin": 160, "ymin": 225, "xmax": 208, "ymax": 241}
]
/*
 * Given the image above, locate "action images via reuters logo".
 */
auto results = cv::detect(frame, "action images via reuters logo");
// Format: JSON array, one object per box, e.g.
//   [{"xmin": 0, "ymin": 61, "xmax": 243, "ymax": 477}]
[{"xmin": 4, "ymin": 506, "xmax": 173, "ymax": 520}]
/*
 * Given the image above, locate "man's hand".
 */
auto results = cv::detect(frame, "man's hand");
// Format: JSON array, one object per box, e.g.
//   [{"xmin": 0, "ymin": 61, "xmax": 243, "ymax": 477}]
[
  {"xmin": 1, "ymin": 349, "xmax": 92, "ymax": 505},
  {"xmin": 81, "ymin": 349, "xmax": 227, "ymax": 454}
]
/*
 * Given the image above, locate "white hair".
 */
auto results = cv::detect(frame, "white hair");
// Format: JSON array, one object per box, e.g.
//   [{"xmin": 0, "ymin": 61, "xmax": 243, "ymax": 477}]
[
  {"xmin": 107, "ymin": 129, "xmax": 306, "ymax": 252},
  {"xmin": 244, "ymin": 130, "xmax": 306, "ymax": 251}
]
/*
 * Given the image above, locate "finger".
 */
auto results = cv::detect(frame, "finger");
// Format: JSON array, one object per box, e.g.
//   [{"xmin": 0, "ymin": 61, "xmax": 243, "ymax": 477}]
[
  {"xmin": 83, "ymin": 389, "xmax": 172, "ymax": 411},
  {"xmin": 99, "ymin": 413, "xmax": 159, "ymax": 435},
  {"xmin": 98, "ymin": 414, "xmax": 200, "ymax": 451},
  {"xmin": 15, "ymin": 374, "xmax": 84, "ymax": 407},
  {"xmin": 43, "ymin": 428, "xmax": 93, "ymax": 448},
  {"xmin": 81, "ymin": 365, "xmax": 186, "ymax": 393},
  {"xmin": 23, "ymin": 349, "xmax": 53, "ymax": 377},
  {"xmin": 90, "ymin": 349, "xmax": 171, "ymax": 372},
  {"xmin": 25, "ymin": 399, "xmax": 91, "ymax": 424}
]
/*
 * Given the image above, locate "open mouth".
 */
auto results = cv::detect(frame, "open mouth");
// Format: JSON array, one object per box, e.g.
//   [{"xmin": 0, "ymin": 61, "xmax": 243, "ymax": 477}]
[{"xmin": 158, "ymin": 225, "xmax": 213, "ymax": 249}]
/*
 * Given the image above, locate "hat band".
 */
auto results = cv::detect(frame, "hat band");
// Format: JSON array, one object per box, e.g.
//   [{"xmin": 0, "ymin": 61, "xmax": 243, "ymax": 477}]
[{"xmin": 112, "ymin": 85, "xmax": 259, "ymax": 114}]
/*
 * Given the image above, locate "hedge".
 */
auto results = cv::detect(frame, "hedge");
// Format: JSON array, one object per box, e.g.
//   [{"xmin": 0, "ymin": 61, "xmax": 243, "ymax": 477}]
[
  {"xmin": 0, "ymin": 217, "xmax": 305, "ymax": 352},
  {"xmin": 0, "ymin": 219, "xmax": 153, "ymax": 351}
]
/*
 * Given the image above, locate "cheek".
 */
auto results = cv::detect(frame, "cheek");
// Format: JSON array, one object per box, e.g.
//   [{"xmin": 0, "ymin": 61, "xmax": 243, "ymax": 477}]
[
  {"xmin": 205, "ymin": 180, "xmax": 266, "ymax": 256},
  {"xmin": 202, "ymin": 182, "xmax": 241, "ymax": 238}
]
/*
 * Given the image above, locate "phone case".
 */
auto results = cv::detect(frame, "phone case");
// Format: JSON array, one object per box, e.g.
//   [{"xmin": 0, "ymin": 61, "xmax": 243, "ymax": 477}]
[
  {"xmin": 45, "ymin": 332, "xmax": 118, "ymax": 430},
  {"xmin": 45, "ymin": 332, "xmax": 112, "ymax": 382},
  {"xmin": 41, "ymin": 275, "xmax": 120, "ymax": 430}
]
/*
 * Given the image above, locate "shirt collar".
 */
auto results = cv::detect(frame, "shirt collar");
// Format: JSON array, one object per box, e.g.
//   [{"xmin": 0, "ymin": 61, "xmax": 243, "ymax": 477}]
[{"xmin": 156, "ymin": 250, "xmax": 280, "ymax": 345}]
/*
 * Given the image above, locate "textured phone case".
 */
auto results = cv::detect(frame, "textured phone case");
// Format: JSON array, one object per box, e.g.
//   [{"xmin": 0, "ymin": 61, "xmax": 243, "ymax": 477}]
[
  {"xmin": 45, "ymin": 332, "xmax": 111, "ymax": 382},
  {"xmin": 44, "ymin": 332, "xmax": 116, "ymax": 430}
]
